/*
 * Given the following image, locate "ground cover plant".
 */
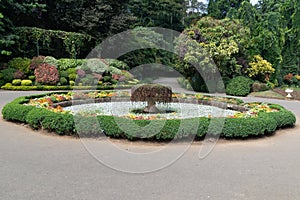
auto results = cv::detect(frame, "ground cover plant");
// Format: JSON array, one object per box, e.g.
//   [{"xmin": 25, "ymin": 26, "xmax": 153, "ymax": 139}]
[{"xmin": 2, "ymin": 92, "xmax": 296, "ymax": 140}]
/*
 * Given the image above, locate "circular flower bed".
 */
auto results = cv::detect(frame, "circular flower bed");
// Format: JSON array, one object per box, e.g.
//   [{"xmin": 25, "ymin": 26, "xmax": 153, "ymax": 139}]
[{"xmin": 1, "ymin": 91, "xmax": 296, "ymax": 140}]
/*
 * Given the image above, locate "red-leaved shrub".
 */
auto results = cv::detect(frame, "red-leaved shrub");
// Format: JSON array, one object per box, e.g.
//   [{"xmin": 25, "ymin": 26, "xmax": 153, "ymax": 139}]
[
  {"xmin": 34, "ymin": 63, "xmax": 60, "ymax": 85},
  {"xmin": 13, "ymin": 70, "xmax": 26, "ymax": 79}
]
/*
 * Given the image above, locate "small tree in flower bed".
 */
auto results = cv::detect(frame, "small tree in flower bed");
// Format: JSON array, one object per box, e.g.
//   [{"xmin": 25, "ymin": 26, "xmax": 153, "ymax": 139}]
[{"xmin": 34, "ymin": 63, "xmax": 60, "ymax": 85}]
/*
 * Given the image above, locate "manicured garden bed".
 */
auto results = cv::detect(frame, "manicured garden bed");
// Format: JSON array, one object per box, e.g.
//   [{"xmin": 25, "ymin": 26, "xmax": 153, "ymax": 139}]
[{"xmin": 2, "ymin": 91, "xmax": 296, "ymax": 141}]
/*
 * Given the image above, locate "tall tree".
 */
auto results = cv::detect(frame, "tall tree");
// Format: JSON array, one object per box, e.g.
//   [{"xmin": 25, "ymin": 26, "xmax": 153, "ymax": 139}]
[
  {"xmin": 45, "ymin": 0, "xmax": 136, "ymax": 42},
  {"xmin": 207, "ymin": 0, "xmax": 246, "ymax": 19},
  {"xmin": 128, "ymin": 0, "xmax": 186, "ymax": 31}
]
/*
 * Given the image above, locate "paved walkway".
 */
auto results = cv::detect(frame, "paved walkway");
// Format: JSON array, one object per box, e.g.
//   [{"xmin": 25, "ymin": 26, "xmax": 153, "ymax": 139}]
[{"xmin": 1, "ymin": 81, "xmax": 300, "ymax": 200}]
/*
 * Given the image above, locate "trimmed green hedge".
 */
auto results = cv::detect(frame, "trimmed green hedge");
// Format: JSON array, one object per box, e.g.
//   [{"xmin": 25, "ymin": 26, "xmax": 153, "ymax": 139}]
[
  {"xmin": 0, "ymin": 85, "xmax": 133, "ymax": 91},
  {"xmin": 1, "ymin": 93, "xmax": 296, "ymax": 140}
]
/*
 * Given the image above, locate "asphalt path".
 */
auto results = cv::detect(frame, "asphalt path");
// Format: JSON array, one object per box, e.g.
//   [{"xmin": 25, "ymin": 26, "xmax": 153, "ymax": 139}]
[{"xmin": 1, "ymin": 85, "xmax": 300, "ymax": 200}]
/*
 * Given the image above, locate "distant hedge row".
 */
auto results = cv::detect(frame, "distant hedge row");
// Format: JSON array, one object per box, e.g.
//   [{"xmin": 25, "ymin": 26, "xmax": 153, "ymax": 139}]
[
  {"xmin": 0, "ymin": 85, "xmax": 132, "ymax": 91},
  {"xmin": 2, "ymin": 93, "xmax": 296, "ymax": 140}
]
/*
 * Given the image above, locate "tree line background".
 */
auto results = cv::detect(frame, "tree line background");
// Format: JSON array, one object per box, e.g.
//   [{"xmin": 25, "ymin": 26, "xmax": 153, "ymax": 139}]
[{"xmin": 0, "ymin": 0, "xmax": 299, "ymax": 87}]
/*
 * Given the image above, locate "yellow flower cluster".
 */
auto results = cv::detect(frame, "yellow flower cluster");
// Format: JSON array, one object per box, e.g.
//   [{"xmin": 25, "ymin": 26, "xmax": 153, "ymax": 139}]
[{"xmin": 247, "ymin": 55, "xmax": 275, "ymax": 77}]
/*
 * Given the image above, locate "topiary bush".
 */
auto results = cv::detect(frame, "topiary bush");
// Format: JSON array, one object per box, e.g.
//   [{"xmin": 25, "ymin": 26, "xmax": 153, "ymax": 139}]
[
  {"xmin": 12, "ymin": 79, "xmax": 22, "ymax": 86},
  {"xmin": 34, "ymin": 63, "xmax": 60, "ymax": 85},
  {"xmin": 68, "ymin": 73, "xmax": 77, "ymax": 81},
  {"xmin": 226, "ymin": 76, "xmax": 254, "ymax": 96},
  {"xmin": 21, "ymin": 80, "xmax": 33, "ymax": 86},
  {"xmin": 60, "ymin": 77, "xmax": 68, "ymax": 85},
  {"xmin": 28, "ymin": 75, "xmax": 35, "ymax": 81}
]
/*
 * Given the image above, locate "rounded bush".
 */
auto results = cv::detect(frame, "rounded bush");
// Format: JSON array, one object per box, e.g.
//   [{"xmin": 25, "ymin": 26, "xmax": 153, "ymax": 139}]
[
  {"xmin": 12, "ymin": 79, "xmax": 22, "ymax": 86},
  {"xmin": 21, "ymin": 80, "xmax": 33, "ymax": 86},
  {"xmin": 44, "ymin": 56, "xmax": 58, "ymax": 67},
  {"xmin": 68, "ymin": 73, "xmax": 77, "ymax": 81},
  {"xmin": 226, "ymin": 76, "xmax": 254, "ymax": 96},
  {"xmin": 28, "ymin": 75, "xmax": 35, "ymax": 81},
  {"xmin": 34, "ymin": 63, "xmax": 60, "ymax": 85},
  {"xmin": 59, "ymin": 70, "xmax": 69, "ymax": 78},
  {"xmin": 60, "ymin": 77, "xmax": 68, "ymax": 85},
  {"xmin": 69, "ymin": 81, "xmax": 75, "ymax": 86}
]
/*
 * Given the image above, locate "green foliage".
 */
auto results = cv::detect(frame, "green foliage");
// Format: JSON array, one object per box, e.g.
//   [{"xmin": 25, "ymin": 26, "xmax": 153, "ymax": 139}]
[
  {"xmin": 226, "ymin": 76, "xmax": 254, "ymax": 96},
  {"xmin": 15, "ymin": 27, "xmax": 92, "ymax": 58},
  {"xmin": 8, "ymin": 57, "xmax": 31, "ymax": 74},
  {"xmin": 128, "ymin": 0, "xmax": 185, "ymax": 31},
  {"xmin": 28, "ymin": 75, "xmax": 35, "ymax": 81},
  {"xmin": 2, "ymin": 97, "xmax": 34, "ymax": 123},
  {"xmin": 12, "ymin": 79, "xmax": 22, "ymax": 86},
  {"xmin": 177, "ymin": 17, "xmax": 250, "ymax": 79},
  {"xmin": 44, "ymin": 56, "xmax": 58, "ymax": 67},
  {"xmin": 2, "ymin": 93, "xmax": 296, "ymax": 139},
  {"xmin": 69, "ymin": 81, "xmax": 75, "ymax": 86},
  {"xmin": 59, "ymin": 71, "xmax": 69, "ymax": 79},
  {"xmin": 21, "ymin": 79, "xmax": 32, "ymax": 86},
  {"xmin": 41, "ymin": 112, "xmax": 74, "ymax": 135},
  {"xmin": 0, "ymin": 12, "xmax": 17, "ymax": 56},
  {"xmin": 58, "ymin": 59, "xmax": 82, "ymax": 71},
  {"xmin": 60, "ymin": 77, "xmax": 68, "ymax": 85},
  {"xmin": 68, "ymin": 73, "xmax": 77, "ymax": 81},
  {"xmin": 105, "ymin": 59, "xmax": 130, "ymax": 70},
  {"xmin": 208, "ymin": 0, "xmax": 244, "ymax": 19},
  {"xmin": 0, "ymin": 68, "xmax": 16, "ymax": 86}
]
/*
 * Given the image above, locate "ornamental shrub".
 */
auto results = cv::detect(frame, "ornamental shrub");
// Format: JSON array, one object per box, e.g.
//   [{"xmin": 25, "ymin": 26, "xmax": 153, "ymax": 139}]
[
  {"xmin": 106, "ymin": 59, "xmax": 130, "ymax": 70},
  {"xmin": 43, "ymin": 56, "xmax": 58, "ymax": 68},
  {"xmin": 8, "ymin": 57, "xmax": 31, "ymax": 74},
  {"xmin": 60, "ymin": 77, "xmax": 68, "ymax": 85},
  {"xmin": 13, "ymin": 70, "xmax": 26, "ymax": 79},
  {"xmin": 34, "ymin": 63, "xmax": 60, "ymax": 85},
  {"xmin": 28, "ymin": 75, "xmax": 35, "ymax": 81},
  {"xmin": 226, "ymin": 76, "xmax": 254, "ymax": 96},
  {"xmin": 0, "ymin": 68, "xmax": 16, "ymax": 86},
  {"xmin": 66, "ymin": 68, "xmax": 76, "ymax": 75},
  {"xmin": 246, "ymin": 55, "xmax": 274, "ymax": 82},
  {"xmin": 69, "ymin": 81, "xmax": 75, "ymax": 86},
  {"xmin": 12, "ymin": 79, "xmax": 22, "ymax": 86},
  {"xmin": 58, "ymin": 58, "xmax": 81, "ymax": 70},
  {"xmin": 68, "ymin": 73, "xmax": 77, "ymax": 81},
  {"xmin": 59, "ymin": 70, "xmax": 69, "ymax": 79},
  {"xmin": 21, "ymin": 80, "xmax": 32, "ymax": 86},
  {"xmin": 30, "ymin": 56, "xmax": 45, "ymax": 70}
]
